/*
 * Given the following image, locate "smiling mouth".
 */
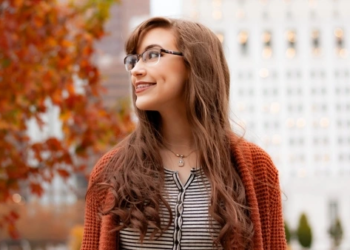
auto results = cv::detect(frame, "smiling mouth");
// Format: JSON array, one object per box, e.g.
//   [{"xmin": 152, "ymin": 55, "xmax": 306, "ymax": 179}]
[
  {"xmin": 136, "ymin": 82, "xmax": 156, "ymax": 89},
  {"xmin": 136, "ymin": 83, "xmax": 155, "ymax": 90},
  {"xmin": 135, "ymin": 83, "xmax": 156, "ymax": 93}
]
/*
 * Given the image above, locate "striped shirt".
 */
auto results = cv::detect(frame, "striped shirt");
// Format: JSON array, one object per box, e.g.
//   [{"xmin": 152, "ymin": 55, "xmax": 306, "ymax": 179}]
[{"xmin": 119, "ymin": 168, "xmax": 223, "ymax": 250}]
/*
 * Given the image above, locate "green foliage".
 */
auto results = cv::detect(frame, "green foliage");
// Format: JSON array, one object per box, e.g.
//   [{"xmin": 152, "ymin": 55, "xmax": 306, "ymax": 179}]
[
  {"xmin": 284, "ymin": 220, "xmax": 291, "ymax": 244},
  {"xmin": 329, "ymin": 217, "xmax": 343, "ymax": 248},
  {"xmin": 296, "ymin": 213, "xmax": 313, "ymax": 248}
]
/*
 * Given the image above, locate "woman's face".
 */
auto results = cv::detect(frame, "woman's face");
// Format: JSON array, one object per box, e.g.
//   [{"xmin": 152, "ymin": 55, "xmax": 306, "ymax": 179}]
[{"xmin": 130, "ymin": 27, "xmax": 187, "ymax": 112}]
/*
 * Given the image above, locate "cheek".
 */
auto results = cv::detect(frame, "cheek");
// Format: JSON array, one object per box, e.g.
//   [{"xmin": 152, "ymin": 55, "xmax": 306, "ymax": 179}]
[
  {"xmin": 162, "ymin": 73, "xmax": 186, "ymax": 96},
  {"xmin": 165, "ymin": 63, "xmax": 188, "ymax": 90}
]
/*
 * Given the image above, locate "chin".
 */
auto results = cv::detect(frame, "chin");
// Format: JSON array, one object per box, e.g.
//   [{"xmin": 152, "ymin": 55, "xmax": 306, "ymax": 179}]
[{"xmin": 135, "ymin": 99, "xmax": 158, "ymax": 111}]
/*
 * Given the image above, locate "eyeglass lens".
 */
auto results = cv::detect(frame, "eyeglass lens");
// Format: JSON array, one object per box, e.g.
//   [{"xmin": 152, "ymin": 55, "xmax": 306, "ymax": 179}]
[{"xmin": 124, "ymin": 49, "xmax": 161, "ymax": 71}]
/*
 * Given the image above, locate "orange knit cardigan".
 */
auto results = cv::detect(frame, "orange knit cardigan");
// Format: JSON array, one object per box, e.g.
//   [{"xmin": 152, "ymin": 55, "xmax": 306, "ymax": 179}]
[{"xmin": 81, "ymin": 136, "xmax": 287, "ymax": 250}]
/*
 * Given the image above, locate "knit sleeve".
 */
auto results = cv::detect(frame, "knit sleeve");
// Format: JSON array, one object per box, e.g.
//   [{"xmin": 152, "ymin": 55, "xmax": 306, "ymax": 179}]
[
  {"xmin": 248, "ymin": 141, "xmax": 287, "ymax": 249},
  {"xmin": 80, "ymin": 149, "xmax": 117, "ymax": 250},
  {"xmin": 269, "ymin": 167, "xmax": 287, "ymax": 250}
]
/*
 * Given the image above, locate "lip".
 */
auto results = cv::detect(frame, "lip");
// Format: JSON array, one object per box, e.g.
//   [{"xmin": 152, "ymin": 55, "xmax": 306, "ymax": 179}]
[{"xmin": 134, "ymin": 81, "xmax": 156, "ymax": 94}]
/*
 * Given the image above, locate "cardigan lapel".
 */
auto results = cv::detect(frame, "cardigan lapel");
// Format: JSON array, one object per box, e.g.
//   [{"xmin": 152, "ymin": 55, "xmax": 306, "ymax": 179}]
[
  {"xmin": 99, "ymin": 214, "xmax": 117, "ymax": 250},
  {"xmin": 100, "ymin": 191, "xmax": 118, "ymax": 250},
  {"xmin": 230, "ymin": 135, "xmax": 264, "ymax": 249}
]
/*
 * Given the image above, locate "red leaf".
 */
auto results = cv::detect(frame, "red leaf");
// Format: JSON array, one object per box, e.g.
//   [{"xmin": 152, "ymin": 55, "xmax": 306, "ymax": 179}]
[
  {"xmin": 30, "ymin": 182, "xmax": 44, "ymax": 196},
  {"xmin": 9, "ymin": 211, "xmax": 20, "ymax": 220}
]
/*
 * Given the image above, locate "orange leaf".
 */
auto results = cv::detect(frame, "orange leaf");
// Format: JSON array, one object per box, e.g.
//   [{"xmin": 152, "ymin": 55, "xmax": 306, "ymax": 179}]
[
  {"xmin": 8, "ymin": 224, "xmax": 20, "ymax": 239},
  {"xmin": 61, "ymin": 40, "xmax": 73, "ymax": 48},
  {"xmin": 59, "ymin": 110, "xmax": 71, "ymax": 121},
  {"xmin": 57, "ymin": 169, "xmax": 70, "ymax": 179}
]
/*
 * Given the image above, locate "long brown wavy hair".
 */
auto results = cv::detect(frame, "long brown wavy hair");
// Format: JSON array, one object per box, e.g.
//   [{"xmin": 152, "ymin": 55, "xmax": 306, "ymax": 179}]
[{"xmin": 89, "ymin": 17, "xmax": 254, "ymax": 248}]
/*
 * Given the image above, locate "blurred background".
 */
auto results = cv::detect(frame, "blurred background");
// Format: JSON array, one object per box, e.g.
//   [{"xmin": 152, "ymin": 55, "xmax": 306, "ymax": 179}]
[{"xmin": 0, "ymin": 0, "xmax": 349, "ymax": 249}]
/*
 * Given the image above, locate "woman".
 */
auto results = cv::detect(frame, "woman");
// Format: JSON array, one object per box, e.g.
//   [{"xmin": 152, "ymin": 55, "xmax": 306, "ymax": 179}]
[{"xmin": 81, "ymin": 17, "xmax": 287, "ymax": 250}]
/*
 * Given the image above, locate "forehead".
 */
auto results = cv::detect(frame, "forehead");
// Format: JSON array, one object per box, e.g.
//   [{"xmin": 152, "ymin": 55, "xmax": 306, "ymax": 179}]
[{"xmin": 137, "ymin": 27, "xmax": 178, "ymax": 53}]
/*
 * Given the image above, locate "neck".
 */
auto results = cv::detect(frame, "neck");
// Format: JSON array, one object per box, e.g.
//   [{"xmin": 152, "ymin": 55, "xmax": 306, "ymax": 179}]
[{"xmin": 158, "ymin": 107, "xmax": 195, "ymax": 153}]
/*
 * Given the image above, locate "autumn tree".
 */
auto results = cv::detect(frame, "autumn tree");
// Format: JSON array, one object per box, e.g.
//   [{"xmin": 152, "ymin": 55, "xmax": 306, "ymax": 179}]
[{"xmin": 0, "ymin": 0, "xmax": 133, "ymax": 238}]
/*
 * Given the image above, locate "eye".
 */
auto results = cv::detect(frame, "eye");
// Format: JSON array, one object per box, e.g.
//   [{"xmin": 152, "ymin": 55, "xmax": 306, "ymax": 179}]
[
  {"xmin": 125, "ymin": 55, "xmax": 137, "ymax": 70},
  {"xmin": 126, "ymin": 56, "xmax": 137, "ymax": 64},
  {"xmin": 145, "ymin": 50, "xmax": 160, "ymax": 61}
]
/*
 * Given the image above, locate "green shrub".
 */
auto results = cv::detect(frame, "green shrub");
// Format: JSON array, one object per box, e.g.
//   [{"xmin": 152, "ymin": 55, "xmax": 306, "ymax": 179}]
[
  {"xmin": 296, "ymin": 213, "xmax": 313, "ymax": 248},
  {"xmin": 284, "ymin": 220, "xmax": 291, "ymax": 244},
  {"xmin": 329, "ymin": 217, "xmax": 343, "ymax": 249}
]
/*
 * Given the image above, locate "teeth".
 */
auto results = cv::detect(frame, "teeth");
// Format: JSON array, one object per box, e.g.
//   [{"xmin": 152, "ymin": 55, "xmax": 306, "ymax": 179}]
[{"xmin": 136, "ymin": 84, "xmax": 153, "ymax": 89}]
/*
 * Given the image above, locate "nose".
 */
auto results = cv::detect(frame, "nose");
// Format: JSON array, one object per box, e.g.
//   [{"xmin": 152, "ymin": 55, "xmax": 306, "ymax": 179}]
[{"xmin": 130, "ymin": 60, "xmax": 146, "ymax": 77}]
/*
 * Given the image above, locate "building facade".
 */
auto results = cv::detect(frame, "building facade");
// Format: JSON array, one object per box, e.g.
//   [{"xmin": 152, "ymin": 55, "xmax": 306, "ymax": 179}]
[{"xmin": 179, "ymin": 0, "xmax": 350, "ymax": 249}]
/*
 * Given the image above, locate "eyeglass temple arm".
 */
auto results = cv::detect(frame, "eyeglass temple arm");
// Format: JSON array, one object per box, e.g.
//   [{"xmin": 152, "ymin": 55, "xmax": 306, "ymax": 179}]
[{"xmin": 161, "ymin": 49, "xmax": 183, "ymax": 56}]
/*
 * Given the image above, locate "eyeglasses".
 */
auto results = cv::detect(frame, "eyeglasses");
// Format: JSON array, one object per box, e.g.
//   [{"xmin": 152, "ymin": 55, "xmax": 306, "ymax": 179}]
[{"xmin": 124, "ymin": 48, "xmax": 183, "ymax": 71}]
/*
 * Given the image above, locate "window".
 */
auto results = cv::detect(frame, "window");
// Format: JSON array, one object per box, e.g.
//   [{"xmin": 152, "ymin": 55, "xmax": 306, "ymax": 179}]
[
  {"xmin": 212, "ymin": 10, "xmax": 222, "ymax": 20},
  {"xmin": 262, "ymin": 31, "xmax": 272, "ymax": 58},
  {"xmin": 311, "ymin": 29, "xmax": 321, "ymax": 56},
  {"xmin": 262, "ymin": 11, "xmax": 269, "ymax": 20},
  {"xmin": 272, "ymin": 134, "xmax": 281, "ymax": 145},
  {"xmin": 259, "ymin": 68, "xmax": 269, "ymax": 78},
  {"xmin": 212, "ymin": 0, "xmax": 222, "ymax": 7},
  {"xmin": 310, "ymin": 71, "xmax": 315, "ymax": 78},
  {"xmin": 190, "ymin": 11, "xmax": 198, "ymax": 19},
  {"xmin": 236, "ymin": 9, "xmax": 246, "ymax": 20},
  {"xmin": 216, "ymin": 32, "xmax": 224, "ymax": 44},
  {"xmin": 296, "ymin": 118, "xmax": 306, "ymax": 128},
  {"xmin": 286, "ymin": 30, "xmax": 296, "ymax": 58},
  {"xmin": 309, "ymin": 11, "xmax": 316, "ymax": 19},
  {"xmin": 238, "ymin": 31, "xmax": 249, "ymax": 56},
  {"xmin": 248, "ymin": 71, "xmax": 253, "ymax": 79},
  {"xmin": 335, "ymin": 28, "xmax": 347, "ymax": 57},
  {"xmin": 286, "ymin": 118, "xmax": 295, "ymax": 128},
  {"xmin": 337, "ymin": 120, "xmax": 342, "ymax": 127},
  {"xmin": 320, "ymin": 117, "xmax": 330, "ymax": 128},
  {"xmin": 296, "ymin": 71, "xmax": 302, "ymax": 79},
  {"xmin": 270, "ymin": 102, "xmax": 280, "ymax": 114}
]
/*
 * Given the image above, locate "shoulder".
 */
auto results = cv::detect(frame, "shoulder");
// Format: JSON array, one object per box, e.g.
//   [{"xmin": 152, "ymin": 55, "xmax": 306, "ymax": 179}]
[
  {"xmin": 85, "ymin": 146, "xmax": 121, "ymax": 209},
  {"xmin": 88, "ymin": 147, "xmax": 120, "ymax": 186},
  {"xmin": 230, "ymin": 134, "xmax": 279, "ymax": 185},
  {"xmin": 246, "ymin": 141, "xmax": 279, "ymax": 186},
  {"xmin": 246, "ymin": 142, "xmax": 277, "ymax": 174}
]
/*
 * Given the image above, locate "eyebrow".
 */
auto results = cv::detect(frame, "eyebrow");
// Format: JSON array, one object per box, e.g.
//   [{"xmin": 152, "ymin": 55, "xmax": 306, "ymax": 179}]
[{"xmin": 139, "ymin": 44, "xmax": 162, "ymax": 53}]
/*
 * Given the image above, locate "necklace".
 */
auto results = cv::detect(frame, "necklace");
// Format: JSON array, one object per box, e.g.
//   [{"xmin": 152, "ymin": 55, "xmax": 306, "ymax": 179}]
[{"xmin": 163, "ymin": 145, "xmax": 196, "ymax": 167}]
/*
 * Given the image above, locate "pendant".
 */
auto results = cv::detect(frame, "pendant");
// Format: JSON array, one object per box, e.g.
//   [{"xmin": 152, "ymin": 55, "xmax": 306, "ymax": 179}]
[{"xmin": 178, "ymin": 155, "xmax": 185, "ymax": 167}]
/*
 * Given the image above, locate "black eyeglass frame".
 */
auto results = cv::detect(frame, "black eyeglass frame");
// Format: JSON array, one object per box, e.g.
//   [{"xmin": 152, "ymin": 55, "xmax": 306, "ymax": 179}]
[{"xmin": 123, "ymin": 48, "xmax": 183, "ymax": 71}]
